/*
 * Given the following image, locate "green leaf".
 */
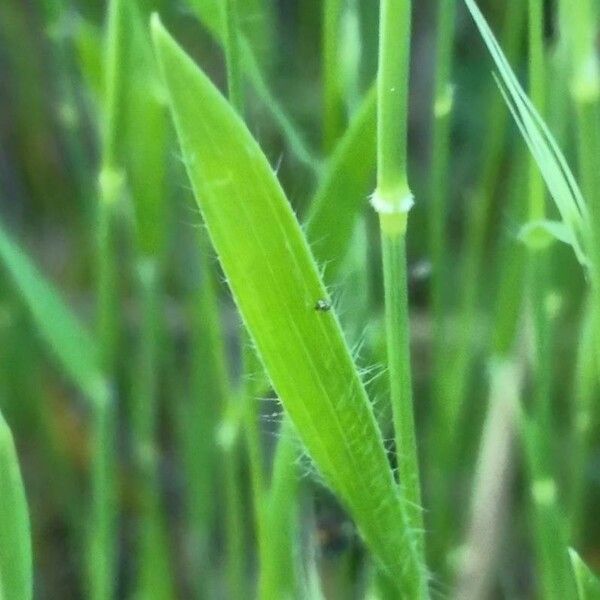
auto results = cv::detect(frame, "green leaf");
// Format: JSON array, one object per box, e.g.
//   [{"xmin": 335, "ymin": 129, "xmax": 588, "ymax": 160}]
[
  {"xmin": 464, "ymin": 0, "xmax": 591, "ymax": 268},
  {"xmin": 0, "ymin": 412, "xmax": 32, "ymax": 600},
  {"xmin": 151, "ymin": 15, "xmax": 425, "ymax": 593},
  {"xmin": 259, "ymin": 420, "xmax": 301, "ymax": 599},
  {"xmin": 305, "ymin": 84, "xmax": 377, "ymax": 282},
  {"xmin": 569, "ymin": 549, "xmax": 600, "ymax": 599},
  {"xmin": 0, "ymin": 219, "xmax": 105, "ymax": 407},
  {"xmin": 122, "ymin": 1, "xmax": 168, "ymax": 256}
]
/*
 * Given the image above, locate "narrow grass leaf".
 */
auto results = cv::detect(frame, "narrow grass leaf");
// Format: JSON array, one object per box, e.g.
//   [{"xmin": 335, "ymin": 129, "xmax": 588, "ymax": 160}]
[
  {"xmin": 260, "ymin": 420, "xmax": 300, "ymax": 599},
  {"xmin": 464, "ymin": 0, "xmax": 590, "ymax": 267},
  {"xmin": 520, "ymin": 415, "xmax": 576, "ymax": 599},
  {"xmin": 305, "ymin": 84, "xmax": 377, "ymax": 283},
  {"xmin": 0, "ymin": 219, "xmax": 105, "ymax": 406},
  {"xmin": 569, "ymin": 549, "xmax": 600, "ymax": 599},
  {"xmin": 122, "ymin": 1, "xmax": 168, "ymax": 256},
  {"xmin": 0, "ymin": 412, "xmax": 32, "ymax": 600},
  {"xmin": 151, "ymin": 16, "xmax": 424, "ymax": 592}
]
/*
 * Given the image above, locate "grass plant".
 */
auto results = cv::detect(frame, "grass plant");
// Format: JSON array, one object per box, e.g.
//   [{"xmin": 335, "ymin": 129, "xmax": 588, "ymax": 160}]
[
  {"xmin": 2, "ymin": 0, "xmax": 600, "ymax": 598},
  {"xmin": 374, "ymin": 0, "xmax": 424, "ymax": 570}
]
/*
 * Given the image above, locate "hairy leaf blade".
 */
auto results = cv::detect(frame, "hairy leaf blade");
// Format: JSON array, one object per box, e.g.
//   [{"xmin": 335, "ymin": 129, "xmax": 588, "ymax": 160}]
[
  {"xmin": 151, "ymin": 16, "xmax": 423, "ymax": 590},
  {"xmin": 0, "ymin": 412, "xmax": 32, "ymax": 600}
]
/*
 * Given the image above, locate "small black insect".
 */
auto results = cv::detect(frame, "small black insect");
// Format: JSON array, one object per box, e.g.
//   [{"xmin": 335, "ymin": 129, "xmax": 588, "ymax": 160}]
[{"xmin": 314, "ymin": 299, "xmax": 332, "ymax": 312}]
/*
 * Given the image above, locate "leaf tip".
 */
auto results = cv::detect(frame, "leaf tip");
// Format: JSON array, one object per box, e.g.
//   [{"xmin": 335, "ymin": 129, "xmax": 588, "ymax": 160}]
[{"xmin": 150, "ymin": 12, "xmax": 166, "ymax": 50}]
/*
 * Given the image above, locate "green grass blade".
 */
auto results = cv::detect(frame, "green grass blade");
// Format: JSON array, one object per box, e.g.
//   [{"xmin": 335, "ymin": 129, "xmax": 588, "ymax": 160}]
[
  {"xmin": 569, "ymin": 549, "xmax": 600, "ymax": 599},
  {"xmin": 323, "ymin": 0, "xmax": 345, "ymax": 152},
  {"xmin": 463, "ymin": 0, "xmax": 590, "ymax": 267},
  {"xmin": 429, "ymin": 0, "xmax": 456, "ymax": 377},
  {"xmin": 151, "ymin": 15, "xmax": 425, "ymax": 593},
  {"xmin": 87, "ymin": 392, "xmax": 117, "ymax": 600},
  {"xmin": 122, "ymin": 2, "xmax": 168, "ymax": 257},
  {"xmin": 0, "ymin": 412, "xmax": 32, "ymax": 600},
  {"xmin": 521, "ymin": 415, "xmax": 576, "ymax": 599},
  {"xmin": 0, "ymin": 219, "xmax": 104, "ymax": 405},
  {"xmin": 305, "ymin": 84, "xmax": 377, "ymax": 283},
  {"xmin": 259, "ymin": 420, "xmax": 300, "ymax": 599}
]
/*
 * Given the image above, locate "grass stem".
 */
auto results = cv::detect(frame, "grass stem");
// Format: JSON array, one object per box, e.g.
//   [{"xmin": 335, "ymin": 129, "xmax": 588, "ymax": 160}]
[{"xmin": 375, "ymin": 0, "xmax": 425, "ymax": 570}]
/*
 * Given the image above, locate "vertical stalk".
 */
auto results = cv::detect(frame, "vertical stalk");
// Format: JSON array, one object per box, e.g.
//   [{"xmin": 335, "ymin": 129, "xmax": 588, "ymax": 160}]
[
  {"xmin": 88, "ymin": 0, "xmax": 126, "ymax": 596},
  {"xmin": 222, "ymin": 419, "xmax": 245, "ymax": 600},
  {"xmin": 569, "ymin": 300, "xmax": 596, "ymax": 542},
  {"xmin": 223, "ymin": 0, "xmax": 245, "ymax": 114},
  {"xmin": 561, "ymin": 0, "xmax": 600, "ymax": 545},
  {"xmin": 258, "ymin": 421, "xmax": 300, "ymax": 599},
  {"xmin": 88, "ymin": 385, "xmax": 117, "ymax": 600},
  {"xmin": 524, "ymin": 5, "xmax": 573, "ymax": 598},
  {"xmin": 427, "ymin": 5, "xmax": 457, "ymax": 567},
  {"xmin": 526, "ymin": 0, "xmax": 550, "ymax": 424},
  {"xmin": 429, "ymin": 0, "xmax": 456, "ymax": 381},
  {"xmin": 132, "ymin": 260, "xmax": 175, "ymax": 599},
  {"xmin": 562, "ymin": 0, "xmax": 600, "ymax": 365},
  {"xmin": 379, "ymin": 227, "xmax": 421, "ymax": 546},
  {"xmin": 184, "ymin": 230, "xmax": 238, "ymax": 598},
  {"xmin": 241, "ymin": 345, "xmax": 267, "ymax": 526},
  {"xmin": 376, "ymin": 0, "xmax": 411, "ymax": 201},
  {"xmin": 375, "ymin": 0, "xmax": 424, "ymax": 568},
  {"xmin": 323, "ymin": 0, "xmax": 345, "ymax": 152},
  {"xmin": 527, "ymin": 0, "xmax": 545, "ymax": 222},
  {"xmin": 38, "ymin": 0, "xmax": 93, "ymax": 206}
]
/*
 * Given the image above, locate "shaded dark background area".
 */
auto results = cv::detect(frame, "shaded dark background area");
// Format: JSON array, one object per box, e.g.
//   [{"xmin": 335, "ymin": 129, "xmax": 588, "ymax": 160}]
[{"xmin": 0, "ymin": 0, "xmax": 599, "ymax": 598}]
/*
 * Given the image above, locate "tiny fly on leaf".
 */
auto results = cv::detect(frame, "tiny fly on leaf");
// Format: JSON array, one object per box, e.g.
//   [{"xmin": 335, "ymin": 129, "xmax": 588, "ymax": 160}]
[{"xmin": 314, "ymin": 299, "xmax": 332, "ymax": 312}]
